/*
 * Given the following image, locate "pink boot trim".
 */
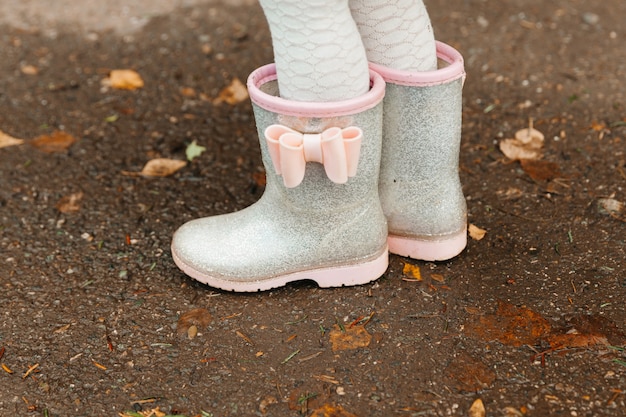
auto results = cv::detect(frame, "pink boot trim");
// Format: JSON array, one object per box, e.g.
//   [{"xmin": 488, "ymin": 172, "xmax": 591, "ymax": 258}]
[
  {"xmin": 369, "ymin": 40, "xmax": 465, "ymax": 87},
  {"xmin": 247, "ymin": 64, "xmax": 386, "ymax": 118},
  {"xmin": 388, "ymin": 230, "xmax": 467, "ymax": 262},
  {"xmin": 172, "ymin": 245, "xmax": 389, "ymax": 292}
]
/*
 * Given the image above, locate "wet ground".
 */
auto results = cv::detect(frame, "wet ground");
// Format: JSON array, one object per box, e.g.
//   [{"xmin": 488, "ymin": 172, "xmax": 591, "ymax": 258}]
[{"xmin": 1, "ymin": 0, "xmax": 625, "ymax": 416}]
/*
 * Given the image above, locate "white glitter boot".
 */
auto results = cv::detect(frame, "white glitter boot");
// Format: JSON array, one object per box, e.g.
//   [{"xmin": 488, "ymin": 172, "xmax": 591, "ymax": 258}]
[
  {"xmin": 373, "ymin": 42, "xmax": 467, "ymax": 261},
  {"xmin": 170, "ymin": 65, "xmax": 388, "ymax": 291}
]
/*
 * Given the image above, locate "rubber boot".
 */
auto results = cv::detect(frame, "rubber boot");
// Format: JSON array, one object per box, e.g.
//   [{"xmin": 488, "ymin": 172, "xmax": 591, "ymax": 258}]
[
  {"xmin": 171, "ymin": 64, "xmax": 388, "ymax": 292},
  {"xmin": 372, "ymin": 41, "xmax": 467, "ymax": 261}
]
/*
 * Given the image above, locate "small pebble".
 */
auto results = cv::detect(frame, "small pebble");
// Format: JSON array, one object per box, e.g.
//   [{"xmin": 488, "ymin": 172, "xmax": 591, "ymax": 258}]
[{"xmin": 582, "ymin": 12, "xmax": 599, "ymax": 25}]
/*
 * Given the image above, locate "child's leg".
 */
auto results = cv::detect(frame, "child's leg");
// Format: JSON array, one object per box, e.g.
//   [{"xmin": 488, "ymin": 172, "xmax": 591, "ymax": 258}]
[
  {"xmin": 258, "ymin": 0, "xmax": 370, "ymax": 102},
  {"xmin": 349, "ymin": 0, "xmax": 437, "ymax": 71}
]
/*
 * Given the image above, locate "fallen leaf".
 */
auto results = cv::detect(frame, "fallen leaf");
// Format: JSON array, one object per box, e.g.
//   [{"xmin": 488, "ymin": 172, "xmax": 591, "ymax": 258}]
[
  {"xmin": 496, "ymin": 187, "xmax": 524, "ymax": 200},
  {"xmin": 187, "ymin": 325, "xmax": 198, "ymax": 340},
  {"xmin": 259, "ymin": 395, "xmax": 278, "ymax": 415},
  {"xmin": 547, "ymin": 314, "xmax": 625, "ymax": 350},
  {"xmin": 468, "ymin": 398, "xmax": 486, "ymax": 417},
  {"xmin": 180, "ymin": 87, "xmax": 197, "ymax": 97},
  {"xmin": 468, "ymin": 224, "xmax": 487, "ymax": 241},
  {"xmin": 30, "ymin": 130, "xmax": 77, "ymax": 153},
  {"xmin": 104, "ymin": 69, "xmax": 144, "ymax": 90},
  {"xmin": 503, "ymin": 407, "xmax": 526, "ymax": 417},
  {"xmin": 329, "ymin": 324, "xmax": 371, "ymax": 351},
  {"xmin": 21, "ymin": 64, "xmax": 38, "ymax": 75},
  {"xmin": 499, "ymin": 125, "xmax": 545, "ymax": 161},
  {"xmin": 122, "ymin": 158, "xmax": 187, "ymax": 178},
  {"xmin": 464, "ymin": 301, "xmax": 551, "ymax": 347},
  {"xmin": 185, "ymin": 140, "xmax": 206, "ymax": 162},
  {"xmin": 590, "ymin": 121, "xmax": 607, "ymax": 132},
  {"xmin": 598, "ymin": 197, "xmax": 624, "ymax": 218},
  {"xmin": 431, "ymin": 273, "xmax": 445, "ymax": 283},
  {"xmin": 0, "ymin": 130, "xmax": 25, "ymax": 149},
  {"xmin": 177, "ymin": 308, "xmax": 212, "ymax": 337},
  {"xmin": 520, "ymin": 159, "xmax": 561, "ymax": 182},
  {"xmin": 310, "ymin": 404, "xmax": 360, "ymax": 417},
  {"xmin": 445, "ymin": 353, "xmax": 496, "ymax": 393},
  {"xmin": 515, "ymin": 126, "xmax": 545, "ymax": 145},
  {"xmin": 55, "ymin": 192, "xmax": 83, "ymax": 214},
  {"xmin": 499, "ymin": 138, "xmax": 542, "ymax": 161},
  {"xmin": 402, "ymin": 263, "xmax": 422, "ymax": 281},
  {"xmin": 213, "ymin": 78, "xmax": 248, "ymax": 105}
]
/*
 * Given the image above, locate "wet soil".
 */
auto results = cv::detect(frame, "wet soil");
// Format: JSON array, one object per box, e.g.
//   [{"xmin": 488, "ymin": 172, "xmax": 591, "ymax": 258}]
[{"xmin": 1, "ymin": 0, "xmax": 625, "ymax": 416}]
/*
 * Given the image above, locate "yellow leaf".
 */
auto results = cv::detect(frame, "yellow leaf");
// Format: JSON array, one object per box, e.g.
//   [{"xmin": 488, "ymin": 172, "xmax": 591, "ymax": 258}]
[
  {"xmin": 468, "ymin": 224, "xmax": 487, "ymax": 241},
  {"xmin": 214, "ymin": 78, "xmax": 249, "ymax": 105},
  {"xmin": 469, "ymin": 398, "xmax": 486, "ymax": 417},
  {"xmin": 310, "ymin": 404, "xmax": 359, "ymax": 417},
  {"xmin": 329, "ymin": 324, "xmax": 371, "ymax": 352},
  {"xmin": 402, "ymin": 263, "xmax": 422, "ymax": 281},
  {"xmin": 105, "ymin": 69, "xmax": 144, "ymax": 90},
  {"xmin": 0, "ymin": 130, "xmax": 24, "ymax": 149}
]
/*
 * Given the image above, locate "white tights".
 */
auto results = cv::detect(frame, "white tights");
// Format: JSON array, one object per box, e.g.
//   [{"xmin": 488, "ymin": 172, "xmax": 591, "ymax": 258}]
[{"xmin": 258, "ymin": 0, "xmax": 437, "ymax": 102}]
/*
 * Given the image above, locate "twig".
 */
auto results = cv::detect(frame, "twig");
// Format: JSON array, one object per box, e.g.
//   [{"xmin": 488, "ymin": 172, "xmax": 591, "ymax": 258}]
[
  {"xmin": 22, "ymin": 363, "xmax": 39, "ymax": 379},
  {"xmin": 298, "ymin": 351, "xmax": 322, "ymax": 363},
  {"xmin": 281, "ymin": 349, "xmax": 300, "ymax": 364},
  {"xmin": 236, "ymin": 330, "xmax": 254, "ymax": 346}
]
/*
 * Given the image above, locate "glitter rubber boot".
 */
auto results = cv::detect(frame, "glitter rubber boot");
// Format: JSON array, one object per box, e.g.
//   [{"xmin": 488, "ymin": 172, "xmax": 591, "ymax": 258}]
[
  {"xmin": 170, "ymin": 64, "xmax": 388, "ymax": 292},
  {"xmin": 372, "ymin": 41, "xmax": 467, "ymax": 261}
]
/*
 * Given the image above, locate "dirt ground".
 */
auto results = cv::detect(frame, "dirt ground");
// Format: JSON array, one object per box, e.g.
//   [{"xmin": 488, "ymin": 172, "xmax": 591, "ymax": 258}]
[{"xmin": 1, "ymin": 0, "xmax": 625, "ymax": 416}]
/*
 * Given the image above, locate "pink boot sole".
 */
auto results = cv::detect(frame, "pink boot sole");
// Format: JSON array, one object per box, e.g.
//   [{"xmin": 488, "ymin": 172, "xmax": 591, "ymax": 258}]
[
  {"xmin": 388, "ymin": 229, "xmax": 467, "ymax": 262},
  {"xmin": 171, "ymin": 245, "xmax": 389, "ymax": 292}
]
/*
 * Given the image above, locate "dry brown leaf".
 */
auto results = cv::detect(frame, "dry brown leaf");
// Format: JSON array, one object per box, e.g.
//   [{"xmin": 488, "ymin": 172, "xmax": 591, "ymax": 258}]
[
  {"xmin": 0, "ymin": 130, "xmax": 25, "ymax": 149},
  {"xmin": 515, "ymin": 126, "xmax": 545, "ymax": 144},
  {"xmin": 180, "ymin": 87, "xmax": 197, "ymax": 97},
  {"xmin": 499, "ymin": 138, "xmax": 542, "ymax": 160},
  {"xmin": 56, "ymin": 192, "xmax": 84, "ymax": 214},
  {"xmin": 122, "ymin": 158, "xmax": 187, "ymax": 178},
  {"xmin": 31, "ymin": 130, "xmax": 77, "ymax": 153},
  {"xmin": 496, "ymin": 187, "xmax": 524, "ymax": 201},
  {"xmin": 104, "ymin": 69, "xmax": 144, "ymax": 90},
  {"xmin": 598, "ymin": 198, "xmax": 624, "ymax": 216},
  {"xmin": 329, "ymin": 324, "xmax": 371, "ymax": 352},
  {"xmin": 464, "ymin": 301, "xmax": 551, "ymax": 347},
  {"xmin": 468, "ymin": 224, "xmax": 487, "ymax": 241},
  {"xmin": 520, "ymin": 159, "xmax": 561, "ymax": 182},
  {"xmin": 548, "ymin": 314, "xmax": 625, "ymax": 350},
  {"xmin": 499, "ymin": 125, "xmax": 545, "ymax": 161},
  {"xmin": 445, "ymin": 353, "xmax": 496, "ymax": 393},
  {"xmin": 431, "ymin": 273, "xmax": 445, "ymax": 283},
  {"xmin": 176, "ymin": 308, "xmax": 212, "ymax": 337},
  {"xmin": 469, "ymin": 398, "xmax": 486, "ymax": 417},
  {"xmin": 213, "ymin": 78, "xmax": 249, "ymax": 105},
  {"xmin": 259, "ymin": 395, "xmax": 278, "ymax": 415},
  {"xmin": 310, "ymin": 404, "xmax": 359, "ymax": 417},
  {"xmin": 402, "ymin": 263, "xmax": 422, "ymax": 281}
]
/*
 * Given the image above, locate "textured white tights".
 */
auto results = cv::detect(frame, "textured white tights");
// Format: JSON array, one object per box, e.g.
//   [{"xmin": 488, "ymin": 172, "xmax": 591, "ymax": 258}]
[
  {"xmin": 350, "ymin": 0, "xmax": 437, "ymax": 71},
  {"xmin": 258, "ymin": 0, "xmax": 370, "ymax": 102},
  {"xmin": 258, "ymin": 0, "xmax": 438, "ymax": 103}
]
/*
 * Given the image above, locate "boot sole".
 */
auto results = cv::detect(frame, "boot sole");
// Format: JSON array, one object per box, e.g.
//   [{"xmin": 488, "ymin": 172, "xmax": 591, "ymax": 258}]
[
  {"xmin": 171, "ymin": 245, "xmax": 389, "ymax": 292},
  {"xmin": 388, "ymin": 230, "xmax": 467, "ymax": 261}
]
